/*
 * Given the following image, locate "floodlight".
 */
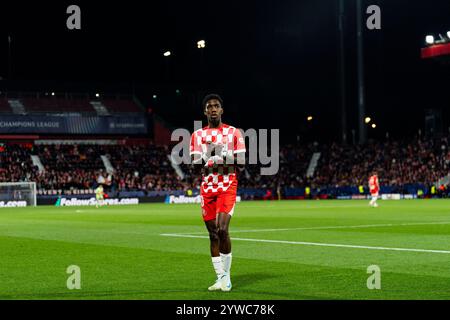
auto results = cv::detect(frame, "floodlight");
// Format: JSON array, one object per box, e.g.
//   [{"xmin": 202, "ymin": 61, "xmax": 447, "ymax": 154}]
[{"xmin": 197, "ymin": 40, "xmax": 206, "ymax": 49}]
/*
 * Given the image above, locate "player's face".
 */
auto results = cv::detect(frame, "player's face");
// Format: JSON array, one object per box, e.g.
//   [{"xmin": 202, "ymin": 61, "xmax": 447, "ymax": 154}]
[{"xmin": 204, "ymin": 99, "xmax": 223, "ymax": 122}]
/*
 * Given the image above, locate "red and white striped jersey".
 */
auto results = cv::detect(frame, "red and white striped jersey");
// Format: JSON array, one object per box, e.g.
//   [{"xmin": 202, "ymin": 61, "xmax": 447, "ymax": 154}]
[
  {"xmin": 369, "ymin": 175, "xmax": 379, "ymax": 194},
  {"xmin": 190, "ymin": 124, "xmax": 246, "ymax": 194}
]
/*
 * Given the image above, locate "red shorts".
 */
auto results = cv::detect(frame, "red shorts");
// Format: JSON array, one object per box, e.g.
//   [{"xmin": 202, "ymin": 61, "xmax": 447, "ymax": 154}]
[{"xmin": 200, "ymin": 180, "xmax": 237, "ymax": 222}]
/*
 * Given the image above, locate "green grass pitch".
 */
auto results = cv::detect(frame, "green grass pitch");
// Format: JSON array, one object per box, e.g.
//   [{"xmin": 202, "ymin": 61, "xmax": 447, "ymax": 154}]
[{"xmin": 1, "ymin": 199, "xmax": 450, "ymax": 300}]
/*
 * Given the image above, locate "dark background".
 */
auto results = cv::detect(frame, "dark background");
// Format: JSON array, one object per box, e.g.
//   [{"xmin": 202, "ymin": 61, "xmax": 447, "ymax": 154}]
[{"xmin": 0, "ymin": 0, "xmax": 449, "ymax": 143}]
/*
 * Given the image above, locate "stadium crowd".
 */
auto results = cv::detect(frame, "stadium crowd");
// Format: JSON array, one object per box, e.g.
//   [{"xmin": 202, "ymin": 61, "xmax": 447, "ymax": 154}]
[
  {"xmin": 0, "ymin": 144, "xmax": 186, "ymax": 194},
  {"xmin": 0, "ymin": 144, "xmax": 38, "ymax": 184},
  {"xmin": 0, "ymin": 136, "xmax": 449, "ymax": 196},
  {"xmin": 311, "ymin": 137, "xmax": 450, "ymax": 189}
]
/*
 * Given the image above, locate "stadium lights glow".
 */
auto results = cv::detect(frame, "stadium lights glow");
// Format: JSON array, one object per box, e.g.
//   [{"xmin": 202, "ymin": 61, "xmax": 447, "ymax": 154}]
[
  {"xmin": 372, "ymin": 123, "xmax": 377, "ymax": 129},
  {"xmin": 51, "ymin": 92, "xmax": 55, "ymax": 96},
  {"xmin": 425, "ymin": 35, "xmax": 435, "ymax": 45},
  {"xmin": 307, "ymin": 116, "xmax": 313, "ymax": 121},
  {"xmin": 197, "ymin": 40, "xmax": 206, "ymax": 49},
  {"xmin": 163, "ymin": 51, "xmax": 171, "ymax": 57},
  {"xmin": 153, "ymin": 94, "xmax": 157, "ymax": 99},
  {"xmin": 447, "ymin": 31, "xmax": 450, "ymax": 39},
  {"xmin": 365, "ymin": 117, "xmax": 371, "ymax": 124},
  {"xmin": 95, "ymin": 93, "xmax": 100, "ymax": 97}
]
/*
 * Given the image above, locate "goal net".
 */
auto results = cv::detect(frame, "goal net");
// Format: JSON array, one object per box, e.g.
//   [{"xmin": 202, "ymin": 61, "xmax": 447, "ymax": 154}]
[{"xmin": 0, "ymin": 182, "xmax": 37, "ymax": 207}]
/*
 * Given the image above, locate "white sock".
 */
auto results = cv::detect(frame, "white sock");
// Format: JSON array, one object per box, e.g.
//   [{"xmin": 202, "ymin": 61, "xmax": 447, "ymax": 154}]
[
  {"xmin": 211, "ymin": 256, "xmax": 224, "ymax": 279},
  {"xmin": 220, "ymin": 252, "xmax": 232, "ymax": 275}
]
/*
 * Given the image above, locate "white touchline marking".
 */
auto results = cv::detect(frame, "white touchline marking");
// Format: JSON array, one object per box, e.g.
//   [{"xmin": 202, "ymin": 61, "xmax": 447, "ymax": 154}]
[
  {"xmin": 159, "ymin": 233, "xmax": 450, "ymax": 254},
  {"xmin": 167, "ymin": 221, "xmax": 450, "ymax": 235}
]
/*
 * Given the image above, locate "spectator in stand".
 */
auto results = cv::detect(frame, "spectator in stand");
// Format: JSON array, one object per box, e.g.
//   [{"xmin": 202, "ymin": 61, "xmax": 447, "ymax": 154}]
[{"xmin": 1, "ymin": 136, "xmax": 449, "ymax": 197}]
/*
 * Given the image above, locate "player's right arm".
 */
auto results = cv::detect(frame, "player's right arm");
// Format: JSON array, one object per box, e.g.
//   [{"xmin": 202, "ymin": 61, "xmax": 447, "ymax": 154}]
[{"xmin": 190, "ymin": 130, "xmax": 205, "ymax": 175}]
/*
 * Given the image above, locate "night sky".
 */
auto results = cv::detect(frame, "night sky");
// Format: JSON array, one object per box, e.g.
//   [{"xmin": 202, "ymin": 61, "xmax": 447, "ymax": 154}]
[{"xmin": 0, "ymin": 0, "xmax": 449, "ymax": 143}]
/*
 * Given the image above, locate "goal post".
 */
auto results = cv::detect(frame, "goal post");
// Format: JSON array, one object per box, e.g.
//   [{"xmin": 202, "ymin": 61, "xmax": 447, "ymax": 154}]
[{"xmin": 0, "ymin": 182, "xmax": 37, "ymax": 207}]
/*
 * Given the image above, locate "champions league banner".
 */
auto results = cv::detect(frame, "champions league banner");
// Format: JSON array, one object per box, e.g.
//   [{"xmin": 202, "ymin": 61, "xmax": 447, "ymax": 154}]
[{"xmin": 0, "ymin": 115, "xmax": 148, "ymax": 134}]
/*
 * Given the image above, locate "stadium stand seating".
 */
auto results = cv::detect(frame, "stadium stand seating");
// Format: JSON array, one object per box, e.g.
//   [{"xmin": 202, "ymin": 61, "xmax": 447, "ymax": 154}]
[
  {"xmin": 0, "ymin": 98, "xmax": 13, "ymax": 113},
  {"xmin": 312, "ymin": 138, "xmax": 450, "ymax": 188},
  {"xmin": 0, "ymin": 144, "xmax": 39, "ymax": 183},
  {"xmin": 0, "ymin": 136, "xmax": 448, "ymax": 197},
  {"xmin": 0, "ymin": 94, "xmax": 143, "ymax": 115},
  {"xmin": 21, "ymin": 97, "xmax": 96, "ymax": 114},
  {"xmin": 102, "ymin": 98, "xmax": 143, "ymax": 113}
]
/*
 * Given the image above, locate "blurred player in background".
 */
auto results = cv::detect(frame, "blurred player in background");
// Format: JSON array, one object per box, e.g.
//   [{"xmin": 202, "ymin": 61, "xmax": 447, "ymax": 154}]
[
  {"xmin": 190, "ymin": 94, "xmax": 246, "ymax": 292},
  {"xmin": 95, "ymin": 184, "xmax": 105, "ymax": 208},
  {"xmin": 369, "ymin": 171, "xmax": 380, "ymax": 207}
]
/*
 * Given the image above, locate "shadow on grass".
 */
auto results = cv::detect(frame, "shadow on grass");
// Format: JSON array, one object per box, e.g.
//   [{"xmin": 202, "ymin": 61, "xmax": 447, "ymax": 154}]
[
  {"xmin": 0, "ymin": 289, "xmax": 211, "ymax": 300},
  {"xmin": 0, "ymin": 273, "xmax": 328, "ymax": 300},
  {"xmin": 231, "ymin": 272, "xmax": 281, "ymax": 289}
]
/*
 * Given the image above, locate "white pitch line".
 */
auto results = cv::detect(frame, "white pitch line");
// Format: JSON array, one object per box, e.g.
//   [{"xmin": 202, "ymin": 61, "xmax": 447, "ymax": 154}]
[
  {"xmin": 160, "ymin": 233, "xmax": 450, "ymax": 254},
  {"xmin": 168, "ymin": 221, "xmax": 450, "ymax": 235}
]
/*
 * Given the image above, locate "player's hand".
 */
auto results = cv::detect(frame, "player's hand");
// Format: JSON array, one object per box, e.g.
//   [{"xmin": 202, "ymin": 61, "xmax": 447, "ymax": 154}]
[
  {"xmin": 204, "ymin": 155, "xmax": 224, "ymax": 167},
  {"xmin": 206, "ymin": 141, "xmax": 224, "ymax": 156},
  {"xmin": 221, "ymin": 149, "xmax": 234, "ymax": 162}
]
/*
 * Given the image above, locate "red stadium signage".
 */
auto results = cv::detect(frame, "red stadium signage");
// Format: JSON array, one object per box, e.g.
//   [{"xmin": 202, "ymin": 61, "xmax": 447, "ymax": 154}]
[{"xmin": 421, "ymin": 43, "xmax": 450, "ymax": 59}]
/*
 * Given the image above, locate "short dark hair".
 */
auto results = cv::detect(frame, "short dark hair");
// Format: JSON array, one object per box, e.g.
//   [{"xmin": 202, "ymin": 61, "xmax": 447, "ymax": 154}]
[{"xmin": 202, "ymin": 94, "xmax": 223, "ymax": 109}]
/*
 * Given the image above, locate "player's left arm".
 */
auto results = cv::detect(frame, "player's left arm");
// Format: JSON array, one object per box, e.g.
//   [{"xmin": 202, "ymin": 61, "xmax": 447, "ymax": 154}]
[{"xmin": 226, "ymin": 128, "xmax": 246, "ymax": 168}]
